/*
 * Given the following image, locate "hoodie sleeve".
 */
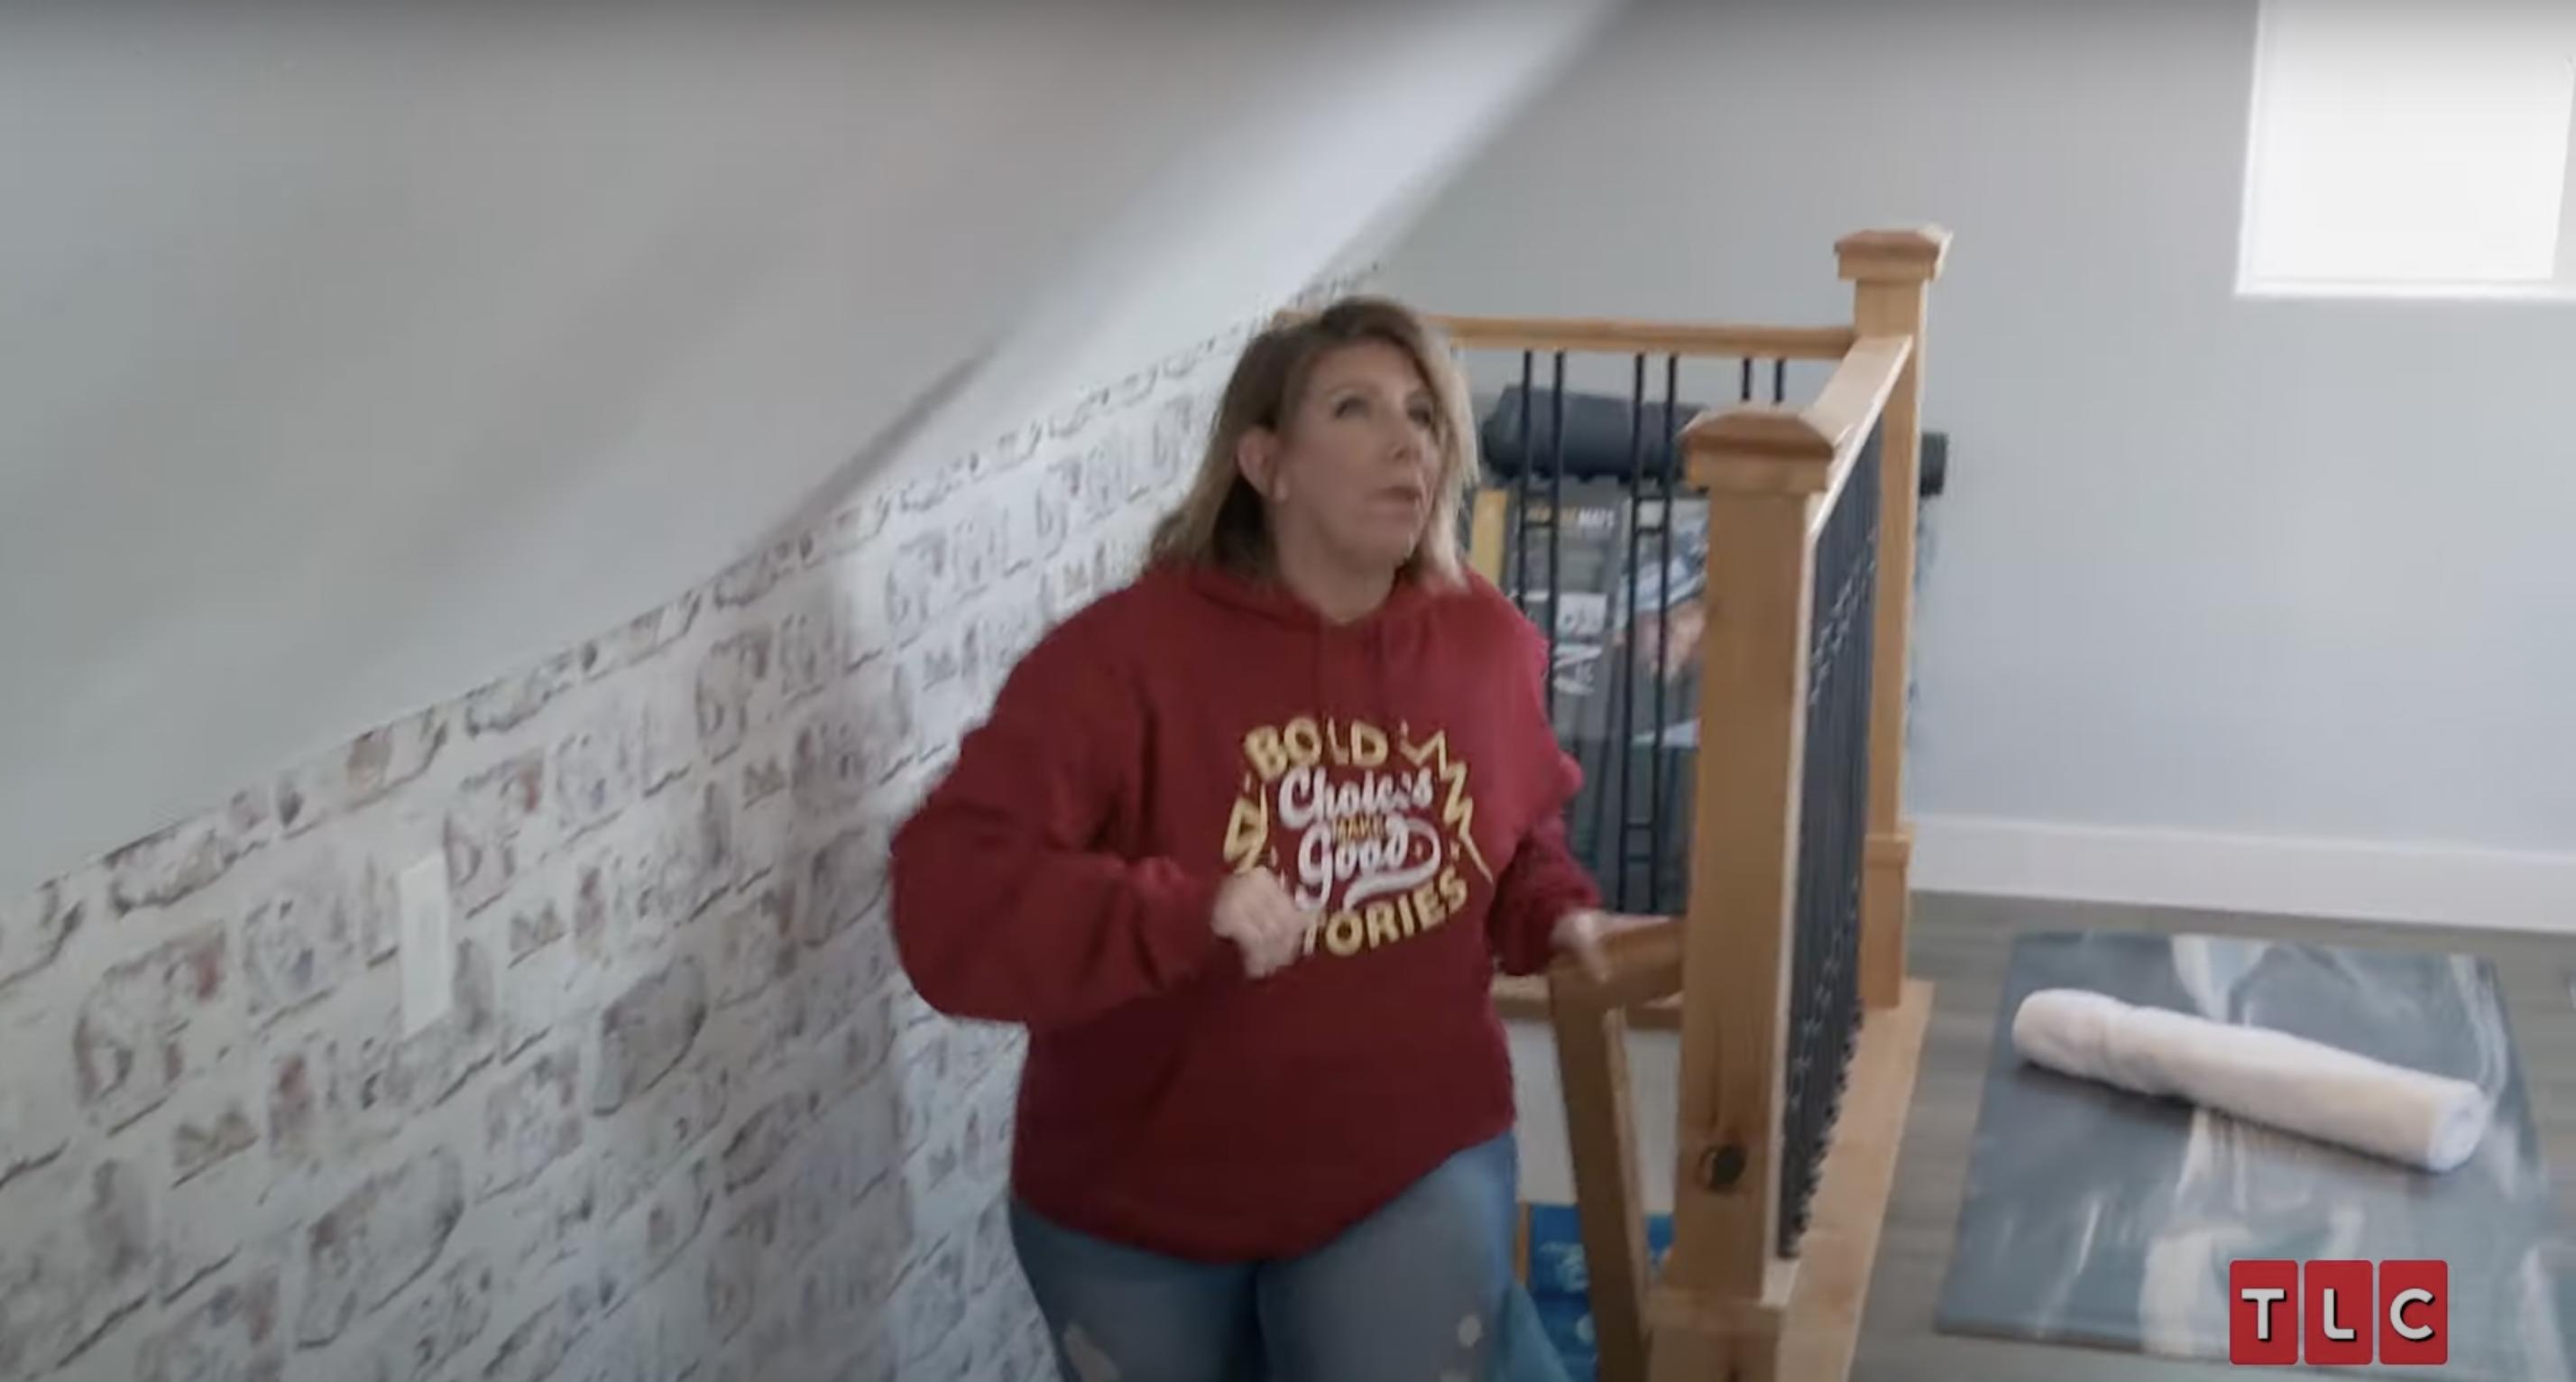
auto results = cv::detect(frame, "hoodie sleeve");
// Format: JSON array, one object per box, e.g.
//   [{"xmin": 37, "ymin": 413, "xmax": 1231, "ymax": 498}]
[
  {"xmin": 888, "ymin": 616, "xmax": 1227, "ymax": 1028},
  {"xmin": 1486, "ymin": 613, "xmax": 1606, "ymax": 978}
]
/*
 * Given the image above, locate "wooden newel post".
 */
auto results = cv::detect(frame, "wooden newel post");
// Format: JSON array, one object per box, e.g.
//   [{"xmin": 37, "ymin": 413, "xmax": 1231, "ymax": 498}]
[
  {"xmin": 1835, "ymin": 226, "xmax": 1950, "ymax": 1012},
  {"xmin": 1648, "ymin": 402, "xmax": 1845, "ymax": 1382}
]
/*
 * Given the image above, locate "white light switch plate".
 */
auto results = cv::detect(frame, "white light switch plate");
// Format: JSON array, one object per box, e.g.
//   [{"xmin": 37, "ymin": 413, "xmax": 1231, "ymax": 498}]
[{"xmin": 397, "ymin": 854, "xmax": 454, "ymax": 1036}]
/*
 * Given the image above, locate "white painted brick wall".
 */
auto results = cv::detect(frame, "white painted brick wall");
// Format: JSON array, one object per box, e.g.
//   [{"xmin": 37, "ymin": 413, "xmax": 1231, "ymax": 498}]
[{"xmin": 0, "ymin": 274, "xmax": 1368, "ymax": 1382}]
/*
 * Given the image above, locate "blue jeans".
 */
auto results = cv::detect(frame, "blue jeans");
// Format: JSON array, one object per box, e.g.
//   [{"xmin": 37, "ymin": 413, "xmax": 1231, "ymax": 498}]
[{"xmin": 1010, "ymin": 1132, "xmax": 1571, "ymax": 1382}]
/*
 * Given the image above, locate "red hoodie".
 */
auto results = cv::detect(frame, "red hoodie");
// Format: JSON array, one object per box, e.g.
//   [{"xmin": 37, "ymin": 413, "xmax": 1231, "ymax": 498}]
[{"xmin": 888, "ymin": 560, "xmax": 1600, "ymax": 1262}]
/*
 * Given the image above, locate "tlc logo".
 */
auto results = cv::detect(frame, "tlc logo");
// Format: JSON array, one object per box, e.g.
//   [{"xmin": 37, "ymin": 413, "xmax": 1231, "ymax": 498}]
[{"xmin": 2230, "ymin": 1259, "xmax": 2448, "ymax": 1366}]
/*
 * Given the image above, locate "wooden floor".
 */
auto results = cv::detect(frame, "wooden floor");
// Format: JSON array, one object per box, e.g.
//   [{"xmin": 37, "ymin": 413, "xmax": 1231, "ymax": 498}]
[{"xmin": 1850, "ymin": 892, "xmax": 2576, "ymax": 1381}]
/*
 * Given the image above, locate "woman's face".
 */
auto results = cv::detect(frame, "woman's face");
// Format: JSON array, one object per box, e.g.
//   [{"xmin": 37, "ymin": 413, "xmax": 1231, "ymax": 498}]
[{"xmin": 1243, "ymin": 340, "xmax": 1441, "ymax": 574}]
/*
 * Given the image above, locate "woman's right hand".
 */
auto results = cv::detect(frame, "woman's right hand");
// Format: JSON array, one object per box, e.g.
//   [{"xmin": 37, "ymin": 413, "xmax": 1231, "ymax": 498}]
[{"xmin": 1212, "ymin": 869, "xmax": 1310, "ymax": 979}]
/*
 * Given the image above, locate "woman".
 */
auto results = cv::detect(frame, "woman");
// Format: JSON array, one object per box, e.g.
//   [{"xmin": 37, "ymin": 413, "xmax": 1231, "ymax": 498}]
[{"xmin": 889, "ymin": 298, "xmax": 1655, "ymax": 1381}]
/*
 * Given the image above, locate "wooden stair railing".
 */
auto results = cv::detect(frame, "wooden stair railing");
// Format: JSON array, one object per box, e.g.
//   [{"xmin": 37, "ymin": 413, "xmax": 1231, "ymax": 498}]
[{"xmin": 1432, "ymin": 226, "xmax": 1952, "ymax": 1382}]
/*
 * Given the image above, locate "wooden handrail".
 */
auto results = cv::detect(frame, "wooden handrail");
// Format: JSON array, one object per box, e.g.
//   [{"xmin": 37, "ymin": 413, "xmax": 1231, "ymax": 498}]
[
  {"xmin": 1462, "ymin": 226, "xmax": 1951, "ymax": 1382},
  {"xmin": 1493, "ymin": 921, "xmax": 1684, "ymax": 1027},
  {"xmin": 1424, "ymin": 314, "xmax": 1856, "ymax": 361},
  {"xmin": 1434, "ymin": 226, "xmax": 1950, "ymax": 1382},
  {"xmin": 1647, "ymin": 328, "xmax": 1916, "ymax": 1323},
  {"xmin": 1678, "ymin": 335, "xmax": 1912, "ymax": 507},
  {"xmin": 1492, "ymin": 976, "xmax": 1681, "ymax": 1029},
  {"xmin": 1657, "ymin": 474, "xmax": 1814, "ymax": 1311},
  {"xmin": 1843, "ymin": 226, "xmax": 1949, "ymax": 1013},
  {"xmin": 1274, "ymin": 304, "xmax": 1857, "ymax": 359},
  {"xmin": 1548, "ymin": 918, "xmax": 1685, "ymax": 1013},
  {"xmin": 1555, "ymin": 996, "xmax": 1655, "ymax": 1380}
]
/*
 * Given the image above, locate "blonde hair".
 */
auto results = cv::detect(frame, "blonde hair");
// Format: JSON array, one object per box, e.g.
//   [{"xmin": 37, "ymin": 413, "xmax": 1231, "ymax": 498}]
[{"xmin": 1147, "ymin": 296, "xmax": 1478, "ymax": 586}]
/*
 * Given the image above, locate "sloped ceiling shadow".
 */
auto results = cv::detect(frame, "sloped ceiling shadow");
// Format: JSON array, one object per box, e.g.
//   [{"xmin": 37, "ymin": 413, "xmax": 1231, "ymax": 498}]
[{"xmin": 0, "ymin": 0, "xmax": 1624, "ymax": 896}]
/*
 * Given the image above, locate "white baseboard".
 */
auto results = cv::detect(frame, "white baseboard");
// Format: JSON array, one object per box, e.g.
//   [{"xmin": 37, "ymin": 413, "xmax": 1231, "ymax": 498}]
[{"xmin": 1912, "ymin": 815, "xmax": 2576, "ymax": 935}]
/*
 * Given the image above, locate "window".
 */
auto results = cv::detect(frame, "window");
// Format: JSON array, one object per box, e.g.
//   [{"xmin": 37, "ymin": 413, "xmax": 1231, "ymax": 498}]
[{"xmin": 2239, "ymin": 0, "xmax": 2576, "ymax": 298}]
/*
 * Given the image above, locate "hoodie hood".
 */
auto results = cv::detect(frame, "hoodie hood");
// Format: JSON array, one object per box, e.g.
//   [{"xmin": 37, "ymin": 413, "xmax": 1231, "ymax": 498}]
[
  {"xmin": 1171, "ymin": 560, "xmax": 1441, "ymax": 631},
  {"xmin": 1170, "ymin": 562, "xmax": 1452, "ymax": 731}
]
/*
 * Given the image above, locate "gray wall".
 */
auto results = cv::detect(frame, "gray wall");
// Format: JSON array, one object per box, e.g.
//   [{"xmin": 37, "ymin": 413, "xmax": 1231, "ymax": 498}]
[{"xmin": 1385, "ymin": 0, "xmax": 2576, "ymax": 860}]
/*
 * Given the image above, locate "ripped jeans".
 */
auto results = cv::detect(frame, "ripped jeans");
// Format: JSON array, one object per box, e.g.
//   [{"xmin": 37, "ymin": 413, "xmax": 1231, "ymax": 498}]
[{"xmin": 1009, "ymin": 1133, "xmax": 1571, "ymax": 1382}]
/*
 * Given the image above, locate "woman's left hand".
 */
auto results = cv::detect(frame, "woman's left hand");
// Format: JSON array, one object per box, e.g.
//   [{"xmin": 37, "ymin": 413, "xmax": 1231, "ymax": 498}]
[{"xmin": 1549, "ymin": 908, "xmax": 1667, "ymax": 984}]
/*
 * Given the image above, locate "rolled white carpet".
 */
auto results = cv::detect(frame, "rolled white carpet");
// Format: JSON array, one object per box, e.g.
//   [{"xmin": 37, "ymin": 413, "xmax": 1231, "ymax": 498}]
[{"xmin": 2010, "ymin": 988, "xmax": 2493, "ymax": 1174}]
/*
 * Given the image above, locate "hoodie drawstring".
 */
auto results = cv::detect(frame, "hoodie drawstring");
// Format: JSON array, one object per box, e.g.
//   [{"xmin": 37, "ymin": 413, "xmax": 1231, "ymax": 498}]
[
  {"xmin": 1369, "ymin": 621, "xmax": 1391, "ymax": 741},
  {"xmin": 1312, "ymin": 622, "xmax": 1328, "ymax": 730}
]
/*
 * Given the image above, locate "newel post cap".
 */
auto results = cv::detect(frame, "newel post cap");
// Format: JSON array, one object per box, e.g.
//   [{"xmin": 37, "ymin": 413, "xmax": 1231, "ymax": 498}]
[{"xmin": 1835, "ymin": 226, "xmax": 1952, "ymax": 283}]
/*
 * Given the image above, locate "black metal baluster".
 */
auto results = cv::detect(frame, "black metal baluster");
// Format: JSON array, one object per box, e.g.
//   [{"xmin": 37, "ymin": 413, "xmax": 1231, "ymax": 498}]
[
  {"xmin": 1816, "ymin": 455, "xmax": 1848, "ymax": 1247},
  {"xmin": 1513, "ymin": 352, "xmax": 1536, "ymax": 612},
  {"xmin": 1777, "ymin": 421, "xmax": 1885, "ymax": 1259},
  {"xmin": 1825, "ymin": 438, "xmax": 1874, "ymax": 1172},
  {"xmin": 1599, "ymin": 353, "xmax": 1649, "ymax": 910},
  {"xmin": 1824, "ymin": 462, "xmax": 1861, "ymax": 1196},
  {"xmin": 1787, "ymin": 686, "xmax": 1814, "ymax": 1250},
  {"xmin": 1545, "ymin": 352, "xmax": 1567, "ymax": 723},
  {"xmin": 1842, "ymin": 435, "xmax": 1882, "ymax": 1105},
  {"xmin": 1824, "ymin": 451, "xmax": 1864, "ymax": 1242},
  {"xmin": 1785, "ymin": 500, "xmax": 1822, "ymax": 1251},
  {"xmin": 1646, "ymin": 355, "xmax": 1679, "ymax": 915}
]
